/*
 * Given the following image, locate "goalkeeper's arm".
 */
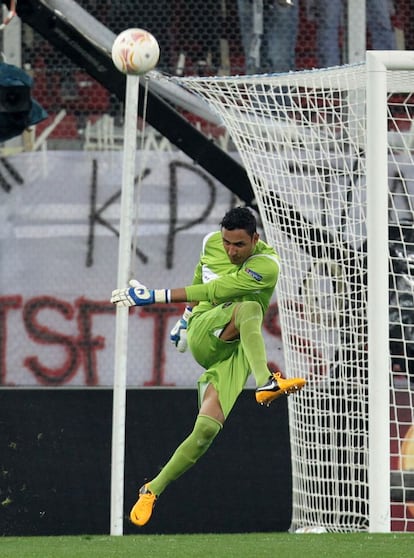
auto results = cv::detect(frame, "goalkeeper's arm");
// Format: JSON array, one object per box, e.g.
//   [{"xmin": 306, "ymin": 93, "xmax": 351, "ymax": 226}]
[
  {"xmin": 110, "ymin": 281, "xmax": 206, "ymax": 353},
  {"xmin": 110, "ymin": 280, "xmax": 208, "ymax": 307}
]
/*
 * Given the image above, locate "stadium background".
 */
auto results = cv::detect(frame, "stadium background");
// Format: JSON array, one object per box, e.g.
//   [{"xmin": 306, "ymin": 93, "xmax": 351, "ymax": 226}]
[{"xmin": 0, "ymin": 0, "xmax": 413, "ymax": 535}]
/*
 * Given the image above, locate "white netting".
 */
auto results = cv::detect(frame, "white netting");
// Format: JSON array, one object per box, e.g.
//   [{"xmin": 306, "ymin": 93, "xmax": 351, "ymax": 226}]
[{"xmin": 170, "ymin": 61, "xmax": 414, "ymax": 532}]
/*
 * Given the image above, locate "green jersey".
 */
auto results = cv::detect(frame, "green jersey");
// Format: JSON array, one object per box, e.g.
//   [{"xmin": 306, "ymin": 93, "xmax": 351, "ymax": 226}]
[{"xmin": 185, "ymin": 230, "xmax": 280, "ymax": 316}]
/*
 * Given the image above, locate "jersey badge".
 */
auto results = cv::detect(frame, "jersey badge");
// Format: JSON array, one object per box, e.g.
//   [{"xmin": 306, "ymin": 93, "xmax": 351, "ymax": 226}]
[{"xmin": 245, "ymin": 267, "xmax": 263, "ymax": 281}]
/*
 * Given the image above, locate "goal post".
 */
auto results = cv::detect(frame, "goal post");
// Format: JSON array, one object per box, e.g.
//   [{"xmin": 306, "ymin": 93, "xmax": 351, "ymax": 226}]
[
  {"xmin": 170, "ymin": 51, "xmax": 414, "ymax": 532},
  {"xmin": 366, "ymin": 50, "xmax": 392, "ymax": 534}
]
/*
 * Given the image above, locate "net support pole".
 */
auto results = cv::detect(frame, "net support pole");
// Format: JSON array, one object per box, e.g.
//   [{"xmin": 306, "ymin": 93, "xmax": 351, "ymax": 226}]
[
  {"xmin": 347, "ymin": 0, "xmax": 365, "ymax": 64},
  {"xmin": 366, "ymin": 50, "xmax": 390, "ymax": 533},
  {"xmin": 110, "ymin": 74, "xmax": 140, "ymax": 536}
]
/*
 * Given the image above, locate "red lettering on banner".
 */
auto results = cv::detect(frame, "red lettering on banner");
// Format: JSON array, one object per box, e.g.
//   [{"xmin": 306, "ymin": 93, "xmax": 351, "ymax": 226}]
[
  {"xmin": 22, "ymin": 296, "xmax": 115, "ymax": 386},
  {"xmin": 23, "ymin": 296, "xmax": 81, "ymax": 385},
  {"xmin": 0, "ymin": 296, "xmax": 23, "ymax": 384},
  {"xmin": 0, "ymin": 295, "xmax": 185, "ymax": 386},
  {"xmin": 0, "ymin": 296, "xmax": 306, "ymax": 387},
  {"xmin": 75, "ymin": 298, "xmax": 115, "ymax": 385},
  {"xmin": 134, "ymin": 304, "xmax": 184, "ymax": 386}
]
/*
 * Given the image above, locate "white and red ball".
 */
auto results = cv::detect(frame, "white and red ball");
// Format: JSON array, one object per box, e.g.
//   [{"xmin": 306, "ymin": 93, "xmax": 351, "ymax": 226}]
[{"xmin": 111, "ymin": 28, "xmax": 160, "ymax": 75}]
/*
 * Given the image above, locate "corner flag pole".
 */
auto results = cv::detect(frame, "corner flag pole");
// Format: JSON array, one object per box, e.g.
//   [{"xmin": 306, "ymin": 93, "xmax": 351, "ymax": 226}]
[{"xmin": 110, "ymin": 73, "xmax": 140, "ymax": 536}]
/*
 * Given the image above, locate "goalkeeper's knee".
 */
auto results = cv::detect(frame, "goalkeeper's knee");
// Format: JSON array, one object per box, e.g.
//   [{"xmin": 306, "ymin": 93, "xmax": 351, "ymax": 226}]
[
  {"xmin": 235, "ymin": 300, "xmax": 263, "ymax": 330},
  {"xmin": 184, "ymin": 414, "xmax": 223, "ymax": 462}
]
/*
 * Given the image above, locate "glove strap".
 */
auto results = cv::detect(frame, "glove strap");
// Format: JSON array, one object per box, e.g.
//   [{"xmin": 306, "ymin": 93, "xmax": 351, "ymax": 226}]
[{"xmin": 154, "ymin": 289, "xmax": 171, "ymax": 303}]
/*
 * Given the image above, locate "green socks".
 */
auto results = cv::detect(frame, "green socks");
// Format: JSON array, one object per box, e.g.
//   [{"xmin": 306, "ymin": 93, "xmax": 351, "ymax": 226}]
[
  {"xmin": 148, "ymin": 414, "xmax": 222, "ymax": 496},
  {"xmin": 235, "ymin": 300, "xmax": 270, "ymax": 387}
]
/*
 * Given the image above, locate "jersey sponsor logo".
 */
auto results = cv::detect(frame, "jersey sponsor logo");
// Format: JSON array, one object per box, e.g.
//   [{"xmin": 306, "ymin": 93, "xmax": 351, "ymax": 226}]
[{"xmin": 245, "ymin": 267, "xmax": 262, "ymax": 281}]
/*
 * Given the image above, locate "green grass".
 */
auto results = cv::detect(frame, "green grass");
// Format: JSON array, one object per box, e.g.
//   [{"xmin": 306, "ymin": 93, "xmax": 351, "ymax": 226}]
[{"xmin": 1, "ymin": 533, "xmax": 413, "ymax": 558}]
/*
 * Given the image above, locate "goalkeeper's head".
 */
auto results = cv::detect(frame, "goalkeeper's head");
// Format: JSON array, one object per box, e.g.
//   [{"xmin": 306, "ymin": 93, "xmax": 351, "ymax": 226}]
[
  {"xmin": 220, "ymin": 207, "xmax": 259, "ymax": 265},
  {"xmin": 220, "ymin": 206, "xmax": 257, "ymax": 237}
]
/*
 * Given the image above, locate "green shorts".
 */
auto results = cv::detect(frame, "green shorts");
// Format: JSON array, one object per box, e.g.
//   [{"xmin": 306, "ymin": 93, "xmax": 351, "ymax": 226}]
[{"xmin": 187, "ymin": 302, "xmax": 250, "ymax": 419}]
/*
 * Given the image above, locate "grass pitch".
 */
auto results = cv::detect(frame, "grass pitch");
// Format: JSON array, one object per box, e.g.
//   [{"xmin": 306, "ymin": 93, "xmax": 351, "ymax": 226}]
[{"xmin": 1, "ymin": 532, "xmax": 413, "ymax": 558}]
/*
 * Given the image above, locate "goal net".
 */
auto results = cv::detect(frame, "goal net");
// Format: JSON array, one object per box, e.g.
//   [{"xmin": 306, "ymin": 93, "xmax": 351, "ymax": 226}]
[{"xmin": 169, "ymin": 52, "xmax": 414, "ymax": 532}]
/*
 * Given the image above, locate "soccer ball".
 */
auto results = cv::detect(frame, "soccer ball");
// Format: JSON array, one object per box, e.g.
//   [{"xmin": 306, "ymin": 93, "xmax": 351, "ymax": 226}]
[{"xmin": 111, "ymin": 28, "xmax": 160, "ymax": 75}]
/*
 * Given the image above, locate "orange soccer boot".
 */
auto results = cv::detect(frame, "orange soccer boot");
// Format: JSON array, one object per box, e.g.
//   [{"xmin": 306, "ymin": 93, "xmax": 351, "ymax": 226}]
[
  {"xmin": 255, "ymin": 372, "xmax": 306, "ymax": 406},
  {"xmin": 130, "ymin": 484, "xmax": 157, "ymax": 527}
]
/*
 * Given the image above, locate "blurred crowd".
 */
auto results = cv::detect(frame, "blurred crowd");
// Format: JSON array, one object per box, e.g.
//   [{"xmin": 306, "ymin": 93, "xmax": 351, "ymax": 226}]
[
  {"xmin": 23, "ymin": 0, "xmax": 412, "ymax": 77},
  {"xmin": 16, "ymin": 0, "xmax": 413, "ymax": 139}
]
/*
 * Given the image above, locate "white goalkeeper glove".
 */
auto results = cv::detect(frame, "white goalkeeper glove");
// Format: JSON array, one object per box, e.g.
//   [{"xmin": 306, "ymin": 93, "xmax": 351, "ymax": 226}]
[
  {"xmin": 110, "ymin": 279, "xmax": 170, "ymax": 307},
  {"xmin": 170, "ymin": 306, "xmax": 192, "ymax": 353}
]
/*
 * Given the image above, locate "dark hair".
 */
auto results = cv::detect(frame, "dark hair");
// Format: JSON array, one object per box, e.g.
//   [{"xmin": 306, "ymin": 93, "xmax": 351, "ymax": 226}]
[{"xmin": 220, "ymin": 207, "xmax": 257, "ymax": 237}]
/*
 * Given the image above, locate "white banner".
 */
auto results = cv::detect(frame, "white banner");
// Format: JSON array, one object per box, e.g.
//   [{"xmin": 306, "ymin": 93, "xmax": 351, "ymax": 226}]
[{"xmin": 0, "ymin": 150, "xmax": 284, "ymax": 387}]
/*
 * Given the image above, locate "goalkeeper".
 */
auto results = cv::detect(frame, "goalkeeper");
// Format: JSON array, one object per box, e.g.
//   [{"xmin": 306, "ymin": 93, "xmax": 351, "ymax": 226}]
[{"xmin": 111, "ymin": 206, "xmax": 306, "ymax": 527}]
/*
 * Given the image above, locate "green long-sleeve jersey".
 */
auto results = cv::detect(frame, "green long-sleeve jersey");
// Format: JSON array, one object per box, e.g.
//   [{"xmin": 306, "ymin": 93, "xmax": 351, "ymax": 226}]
[{"xmin": 185, "ymin": 230, "xmax": 280, "ymax": 317}]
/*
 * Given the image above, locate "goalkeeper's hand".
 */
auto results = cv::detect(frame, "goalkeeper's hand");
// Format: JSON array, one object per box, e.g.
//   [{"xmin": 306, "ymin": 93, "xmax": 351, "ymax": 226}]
[
  {"xmin": 111, "ymin": 279, "xmax": 159, "ymax": 307},
  {"xmin": 170, "ymin": 306, "xmax": 192, "ymax": 353}
]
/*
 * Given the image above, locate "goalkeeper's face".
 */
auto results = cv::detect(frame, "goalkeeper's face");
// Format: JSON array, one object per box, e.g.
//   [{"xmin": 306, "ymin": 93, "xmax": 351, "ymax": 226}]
[{"xmin": 221, "ymin": 228, "xmax": 259, "ymax": 266}]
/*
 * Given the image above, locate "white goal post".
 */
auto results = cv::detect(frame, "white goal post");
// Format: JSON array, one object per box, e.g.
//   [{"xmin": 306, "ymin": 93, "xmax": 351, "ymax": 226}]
[{"xmin": 170, "ymin": 51, "xmax": 414, "ymax": 533}]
